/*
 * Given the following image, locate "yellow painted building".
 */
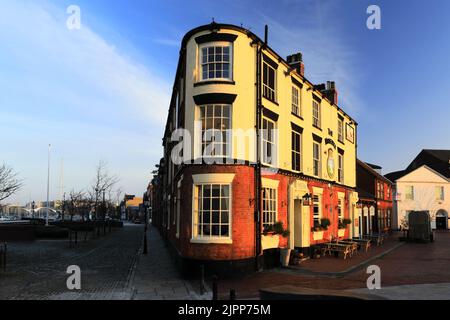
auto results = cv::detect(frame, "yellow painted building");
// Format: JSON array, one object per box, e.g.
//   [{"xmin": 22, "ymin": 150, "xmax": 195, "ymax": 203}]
[{"xmin": 155, "ymin": 23, "xmax": 359, "ymax": 275}]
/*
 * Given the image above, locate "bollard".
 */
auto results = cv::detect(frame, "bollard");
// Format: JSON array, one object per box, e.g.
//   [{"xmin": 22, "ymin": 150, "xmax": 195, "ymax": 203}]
[
  {"xmin": 143, "ymin": 230, "xmax": 148, "ymax": 255},
  {"xmin": 212, "ymin": 275, "xmax": 218, "ymax": 301},
  {"xmin": 200, "ymin": 265, "xmax": 205, "ymax": 295},
  {"xmin": 230, "ymin": 289, "xmax": 236, "ymax": 300}
]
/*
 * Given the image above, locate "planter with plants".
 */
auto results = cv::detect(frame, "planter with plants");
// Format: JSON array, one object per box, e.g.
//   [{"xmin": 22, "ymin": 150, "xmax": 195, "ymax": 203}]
[
  {"xmin": 338, "ymin": 219, "xmax": 352, "ymax": 237},
  {"xmin": 262, "ymin": 222, "xmax": 291, "ymax": 266},
  {"xmin": 311, "ymin": 218, "xmax": 330, "ymax": 241}
]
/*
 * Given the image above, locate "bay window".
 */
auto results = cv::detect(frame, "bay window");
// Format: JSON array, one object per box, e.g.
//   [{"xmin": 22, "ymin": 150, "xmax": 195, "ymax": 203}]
[
  {"xmin": 193, "ymin": 184, "xmax": 231, "ymax": 240},
  {"xmin": 199, "ymin": 104, "xmax": 231, "ymax": 157}
]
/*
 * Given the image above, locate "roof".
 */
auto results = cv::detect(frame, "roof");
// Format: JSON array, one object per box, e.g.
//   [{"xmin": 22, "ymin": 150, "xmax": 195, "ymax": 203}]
[
  {"xmin": 423, "ymin": 149, "xmax": 450, "ymax": 163},
  {"xmin": 357, "ymin": 159, "xmax": 393, "ymax": 185},
  {"xmin": 356, "ymin": 188, "xmax": 376, "ymax": 201},
  {"xmin": 406, "ymin": 149, "xmax": 450, "ymax": 179},
  {"xmin": 384, "ymin": 170, "xmax": 406, "ymax": 182},
  {"xmin": 365, "ymin": 162, "xmax": 382, "ymax": 170}
]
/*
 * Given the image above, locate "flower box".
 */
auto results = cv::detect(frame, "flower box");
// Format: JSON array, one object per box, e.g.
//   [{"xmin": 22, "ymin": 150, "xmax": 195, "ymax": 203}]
[
  {"xmin": 261, "ymin": 234, "xmax": 280, "ymax": 250},
  {"xmin": 312, "ymin": 231, "xmax": 324, "ymax": 241},
  {"xmin": 338, "ymin": 229, "xmax": 346, "ymax": 238}
]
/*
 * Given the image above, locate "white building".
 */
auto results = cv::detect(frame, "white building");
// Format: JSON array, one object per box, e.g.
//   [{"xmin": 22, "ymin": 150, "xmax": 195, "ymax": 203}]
[{"xmin": 386, "ymin": 150, "xmax": 450, "ymax": 230}]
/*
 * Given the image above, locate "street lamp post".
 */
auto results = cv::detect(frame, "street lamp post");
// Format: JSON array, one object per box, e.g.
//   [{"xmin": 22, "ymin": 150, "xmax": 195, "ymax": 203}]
[
  {"xmin": 46, "ymin": 144, "xmax": 51, "ymax": 227},
  {"xmin": 31, "ymin": 201, "xmax": 35, "ymax": 219}
]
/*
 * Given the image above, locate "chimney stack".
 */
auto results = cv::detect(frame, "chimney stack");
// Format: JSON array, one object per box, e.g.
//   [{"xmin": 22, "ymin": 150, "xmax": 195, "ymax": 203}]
[
  {"xmin": 287, "ymin": 53, "xmax": 305, "ymax": 77},
  {"xmin": 325, "ymin": 81, "xmax": 338, "ymax": 105}
]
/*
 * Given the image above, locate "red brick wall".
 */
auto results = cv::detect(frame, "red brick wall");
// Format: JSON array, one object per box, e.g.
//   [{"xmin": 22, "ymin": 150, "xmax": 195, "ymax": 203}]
[{"xmin": 308, "ymin": 180, "xmax": 352, "ymax": 243}]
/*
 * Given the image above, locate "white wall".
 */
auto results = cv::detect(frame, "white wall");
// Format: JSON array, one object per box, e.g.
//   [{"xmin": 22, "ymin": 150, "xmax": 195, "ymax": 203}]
[{"xmin": 394, "ymin": 166, "xmax": 450, "ymax": 229}]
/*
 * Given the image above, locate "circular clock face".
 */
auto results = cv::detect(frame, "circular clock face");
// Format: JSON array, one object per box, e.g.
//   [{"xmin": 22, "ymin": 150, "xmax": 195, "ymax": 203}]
[{"xmin": 327, "ymin": 148, "xmax": 335, "ymax": 179}]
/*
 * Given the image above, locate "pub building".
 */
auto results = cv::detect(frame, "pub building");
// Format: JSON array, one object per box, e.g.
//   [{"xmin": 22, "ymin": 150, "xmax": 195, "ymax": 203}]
[
  {"xmin": 151, "ymin": 23, "xmax": 359, "ymax": 276},
  {"xmin": 355, "ymin": 160, "xmax": 393, "ymax": 236}
]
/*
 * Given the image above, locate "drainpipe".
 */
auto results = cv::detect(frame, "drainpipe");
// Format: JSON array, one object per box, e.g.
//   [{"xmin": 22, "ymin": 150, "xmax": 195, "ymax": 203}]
[{"xmin": 253, "ymin": 26, "xmax": 267, "ymax": 271}]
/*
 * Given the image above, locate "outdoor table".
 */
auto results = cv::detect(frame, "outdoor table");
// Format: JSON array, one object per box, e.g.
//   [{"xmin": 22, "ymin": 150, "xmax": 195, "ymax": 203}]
[
  {"xmin": 323, "ymin": 242, "xmax": 352, "ymax": 260},
  {"xmin": 351, "ymin": 238, "xmax": 372, "ymax": 252},
  {"xmin": 363, "ymin": 234, "xmax": 383, "ymax": 246},
  {"xmin": 336, "ymin": 241, "xmax": 358, "ymax": 257}
]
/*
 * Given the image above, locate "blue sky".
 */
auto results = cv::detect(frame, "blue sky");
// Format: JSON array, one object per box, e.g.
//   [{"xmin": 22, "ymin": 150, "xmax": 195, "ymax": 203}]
[{"xmin": 1, "ymin": 0, "xmax": 449, "ymax": 204}]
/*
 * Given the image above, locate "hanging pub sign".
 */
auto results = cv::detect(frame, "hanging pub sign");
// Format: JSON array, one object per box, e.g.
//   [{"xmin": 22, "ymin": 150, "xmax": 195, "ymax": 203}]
[
  {"xmin": 327, "ymin": 148, "xmax": 335, "ymax": 179},
  {"xmin": 346, "ymin": 123, "xmax": 355, "ymax": 144}
]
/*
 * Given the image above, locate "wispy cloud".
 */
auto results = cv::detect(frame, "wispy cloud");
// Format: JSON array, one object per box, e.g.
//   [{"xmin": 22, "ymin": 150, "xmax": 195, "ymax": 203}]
[
  {"xmin": 0, "ymin": 0, "xmax": 170, "ymax": 203},
  {"xmin": 257, "ymin": 3, "xmax": 364, "ymax": 117}
]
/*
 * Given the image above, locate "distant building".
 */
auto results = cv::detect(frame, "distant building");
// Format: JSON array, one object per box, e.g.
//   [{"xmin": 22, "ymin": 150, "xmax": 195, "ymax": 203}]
[
  {"xmin": 356, "ymin": 160, "xmax": 393, "ymax": 235},
  {"xmin": 386, "ymin": 150, "xmax": 450, "ymax": 230}
]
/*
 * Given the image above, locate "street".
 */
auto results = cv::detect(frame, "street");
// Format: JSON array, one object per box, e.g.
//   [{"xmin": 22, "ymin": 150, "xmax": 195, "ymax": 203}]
[{"xmin": 0, "ymin": 223, "xmax": 203, "ymax": 300}]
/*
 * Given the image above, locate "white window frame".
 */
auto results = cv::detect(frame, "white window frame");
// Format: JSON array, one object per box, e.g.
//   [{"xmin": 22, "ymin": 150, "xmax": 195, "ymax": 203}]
[
  {"xmin": 263, "ymin": 61, "xmax": 277, "ymax": 102},
  {"xmin": 436, "ymin": 186, "xmax": 445, "ymax": 201},
  {"xmin": 191, "ymin": 174, "xmax": 234, "ymax": 244},
  {"xmin": 262, "ymin": 187, "xmax": 278, "ymax": 230},
  {"xmin": 262, "ymin": 116, "xmax": 277, "ymax": 166},
  {"xmin": 292, "ymin": 86, "xmax": 301, "ymax": 116},
  {"xmin": 338, "ymin": 118, "xmax": 344, "ymax": 143},
  {"xmin": 313, "ymin": 194, "xmax": 322, "ymax": 226},
  {"xmin": 313, "ymin": 100, "xmax": 321, "ymax": 128},
  {"xmin": 198, "ymin": 42, "xmax": 233, "ymax": 82},
  {"xmin": 405, "ymin": 186, "xmax": 414, "ymax": 200},
  {"xmin": 313, "ymin": 142, "xmax": 321, "ymax": 177},
  {"xmin": 338, "ymin": 199, "xmax": 344, "ymax": 223},
  {"xmin": 292, "ymin": 130, "xmax": 302, "ymax": 172},
  {"xmin": 338, "ymin": 153, "xmax": 344, "ymax": 183},
  {"xmin": 198, "ymin": 104, "xmax": 232, "ymax": 158}
]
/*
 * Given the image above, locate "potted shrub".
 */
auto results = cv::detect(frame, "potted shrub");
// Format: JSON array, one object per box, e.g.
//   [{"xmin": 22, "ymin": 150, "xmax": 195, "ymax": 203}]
[
  {"xmin": 270, "ymin": 222, "xmax": 291, "ymax": 267},
  {"xmin": 338, "ymin": 218, "xmax": 352, "ymax": 237}
]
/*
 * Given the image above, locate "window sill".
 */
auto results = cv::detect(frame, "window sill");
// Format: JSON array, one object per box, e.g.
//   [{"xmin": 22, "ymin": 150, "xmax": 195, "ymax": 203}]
[
  {"xmin": 291, "ymin": 112, "xmax": 304, "ymax": 120},
  {"xmin": 263, "ymin": 96, "xmax": 279, "ymax": 106},
  {"xmin": 312, "ymin": 125, "xmax": 322, "ymax": 131},
  {"xmin": 190, "ymin": 238, "xmax": 233, "ymax": 244},
  {"xmin": 194, "ymin": 80, "xmax": 235, "ymax": 87}
]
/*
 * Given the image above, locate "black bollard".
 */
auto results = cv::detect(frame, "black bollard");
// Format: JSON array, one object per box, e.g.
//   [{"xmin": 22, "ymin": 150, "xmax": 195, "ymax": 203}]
[
  {"xmin": 230, "ymin": 289, "xmax": 236, "ymax": 300},
  {"xmin": 143, "ymin": 230, "xmax": 148, "ymax": 254},
  {"xmin": 200, "ymin": 265, "xmax": 205, "ymax": 295},
  {"xmin": 212, "ymin": 275, "xmax": 218, "ymax": 301}
]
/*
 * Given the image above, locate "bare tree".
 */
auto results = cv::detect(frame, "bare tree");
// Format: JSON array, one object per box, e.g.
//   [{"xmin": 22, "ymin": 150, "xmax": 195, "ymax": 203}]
[
  {"xmin": 91, "ymin": 160, "xmax": 119, "ymax": 219},
  {"xmin": 0, "ymin": 164, "xmax": 23, "ymax": 202}
]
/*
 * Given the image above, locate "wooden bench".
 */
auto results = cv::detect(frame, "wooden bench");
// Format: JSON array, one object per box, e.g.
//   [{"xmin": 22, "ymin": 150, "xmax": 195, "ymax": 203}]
[
  {"xmin": 324, "ymin": 243, "xmax": 352, "ymax": 260},
  {"xmin": 337, "ymin": 241, "xmax": 358, "ymax": 257},
  {"xmin": 351, "ymin": 238, "xmax": 372, "ymax": 252}
]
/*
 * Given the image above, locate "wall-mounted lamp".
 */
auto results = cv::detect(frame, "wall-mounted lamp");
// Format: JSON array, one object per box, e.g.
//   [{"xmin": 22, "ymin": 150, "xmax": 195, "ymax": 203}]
[{"xmin": 302, "ymin": 193, "xmax": 312, "ymax": 206}]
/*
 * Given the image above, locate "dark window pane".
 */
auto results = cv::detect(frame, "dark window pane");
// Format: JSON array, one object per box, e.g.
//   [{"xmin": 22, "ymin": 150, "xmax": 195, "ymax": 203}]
[
  {"xmin": 212, "ymin": 211, "xmax": 220, "ymax": 223},
  {"xmin": 221, "ymin": 211, "xmax": 229, "ymax": 223},
  {"xmin": 221, "ymin": 186, "xmax": 229, "ymax": 197},
  {"xmin": 221, "ymin": 226, "xmax": 229, "ymax": 236},
  {"xmin": 212, "ymin": 198, "xmax": 220, "ymax": 210},
  {"xmin": 212, "ymin": 185, "xmax": 220, "ymax": 197},
  {"xmin": 212, "ymin": 225, "xmax": 220, "ymax": 236}
]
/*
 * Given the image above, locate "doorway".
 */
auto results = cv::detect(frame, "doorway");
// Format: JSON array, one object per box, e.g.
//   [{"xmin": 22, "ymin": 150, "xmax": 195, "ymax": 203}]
[{"xmin": 436, "ymin": 210, "xmax": 448, "ymax": 230}]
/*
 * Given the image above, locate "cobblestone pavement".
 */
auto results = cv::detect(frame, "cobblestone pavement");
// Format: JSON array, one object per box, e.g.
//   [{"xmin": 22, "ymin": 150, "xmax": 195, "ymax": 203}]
[
  {"xmin": 0, "ymin": 223, "xmax": 206, "ymax": 300},
  {"xmin": 218, "ymin": 231, "xmax": 450, "ymax": 299}
]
